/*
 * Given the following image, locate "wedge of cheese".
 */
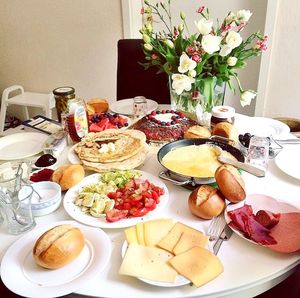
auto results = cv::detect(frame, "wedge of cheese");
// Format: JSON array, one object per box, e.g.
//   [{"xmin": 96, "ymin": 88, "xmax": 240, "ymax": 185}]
[
  {"xmin": 124, "ymin": 226, "xmax": 138, "ymax": 244},
  {"xmin": 136, "ymin": 222, "xmax": 145, "ymax": 245},
  {"xmin": 169, "ymin": 246, "xmax": 224, "ymax": 287},
  {"xmin": 173, "ymin": 230, "xmax": 209, "ymax": 255},
  {"xmin": 157, "ymin": 222, "xmax": 204, "ymax": 252},
  {"xmin": 144, "ymin": 219, "xmax": 175, "ymax": 247},
  {"xmin": 119, "ymin": 243, "xmax": 178, "ymax": 283}
]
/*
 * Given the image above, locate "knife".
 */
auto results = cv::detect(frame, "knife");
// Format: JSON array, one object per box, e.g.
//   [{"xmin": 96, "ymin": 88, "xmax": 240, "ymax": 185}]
[
  {"xmin": 218, "ymin": 155, "xmax": 265, "ymax": 178},
  {"xmin": 213, "ymin": 225, "xmax": 233, "ymax": 255}
]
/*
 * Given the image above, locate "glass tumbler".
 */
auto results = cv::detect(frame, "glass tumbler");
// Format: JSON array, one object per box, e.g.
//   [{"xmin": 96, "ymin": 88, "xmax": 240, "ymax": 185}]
[
  {"xmin": 133, "ymin": 96, "xmax": 148, "ymax": 120},
  {"xmin": 0, "ymin": 166, "xmax": 36, "ymax": 235},
  {"xmin": 246, "ymin": 136, "xmax": 270, "ymax": 170}
]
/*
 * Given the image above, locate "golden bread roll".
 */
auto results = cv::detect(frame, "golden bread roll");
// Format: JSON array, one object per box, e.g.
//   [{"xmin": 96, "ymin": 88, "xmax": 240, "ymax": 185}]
[
  {"xmin": 215, "ymin": 164, "xmax": 246, "ymax": 203},
  {"xmin": 184, "ymin": 125, "xmax": 211, "ymax": 139},
  {"xmin": 51, "ymin": 164, "xmax": 85, "ymax": 191},
  {"xmin": 188, "ymin": 185, "xmax": 225, "ymax": 219},
  {"xmin": 33, "ymin": 224, "xmax": 85, "ymax": 269},
  {"xmin": 212, "ymin": 122, "xmax": 238, "ymax": 144},
  {"xmin": 86, "ymin": 98, "xmax": 109, "ymax": 114}
]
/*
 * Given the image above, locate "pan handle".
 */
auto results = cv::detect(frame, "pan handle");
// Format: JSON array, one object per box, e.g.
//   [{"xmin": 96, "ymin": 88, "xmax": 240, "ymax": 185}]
[{"xmin": 158, "ymin": 171, "xmax": 194, "ymax": 186}]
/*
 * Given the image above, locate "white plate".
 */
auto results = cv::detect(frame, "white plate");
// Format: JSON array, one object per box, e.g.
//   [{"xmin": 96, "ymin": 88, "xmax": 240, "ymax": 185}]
[
  {"xmin": 63, "ymin": 171, "xmax": 169, "ymax": 228},
  {"xmin": 275, "ymin": 148, "xmax": 300, "ymax": 180},
  {"xmin": 110, "ymin": 98, "xmax": 158, "ymax": 116},
  {"xmin": 68, "ymin": 144, "xmax": 81, "ymax": 164},
  {"xmin": 121, "ymin": 241, "xmax": 190, "ymax": 287},
  {"xmin": 235, "ymin": 116, "xmax": 290, "ymax": 137},
  {"xmin": 224, "ymin": 194, "xmax": 299, "ymax": 247},
  {"xmin": 1, "ymin": 220, "xmax": 111, "ymax": 298},
  {"xmin": 0, "ymin": 132, "xmax": 48, "ymax": 160}
]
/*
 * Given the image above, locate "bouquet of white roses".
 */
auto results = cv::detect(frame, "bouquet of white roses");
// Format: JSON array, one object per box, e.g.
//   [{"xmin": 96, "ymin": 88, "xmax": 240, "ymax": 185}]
[{"xmin": 140, "ymin": 0, "xmax": 267, "ymax": 111}]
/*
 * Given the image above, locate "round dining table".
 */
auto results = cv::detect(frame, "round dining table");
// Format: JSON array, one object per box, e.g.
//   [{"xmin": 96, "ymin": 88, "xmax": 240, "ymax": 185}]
[{"xmin": 0, "ymin": 113, "xmax": 299, "ymax": 298}]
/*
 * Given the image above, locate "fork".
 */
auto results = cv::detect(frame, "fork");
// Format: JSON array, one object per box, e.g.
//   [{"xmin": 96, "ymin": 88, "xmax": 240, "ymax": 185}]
[{"xmin": 207, "ymin": 214, "xmax": 226, "ymax": 241}]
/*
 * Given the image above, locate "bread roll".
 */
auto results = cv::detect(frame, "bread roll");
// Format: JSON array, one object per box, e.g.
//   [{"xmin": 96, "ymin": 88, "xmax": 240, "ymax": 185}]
[
  {"xmin": 212, "ymin": 122, "xmax": 238, "ymax": 144},
  {"xmin": 215, "ymin": 164, "xmax": 246, "ymax": 203},
  {"xmin": 86, "ymin": 98, "xmax": 109, "ymax": 114},
  {"xmin": 33, "ymin": 224, "xmax": 85, "ymax": 269},
  {"xmin": 51, "ymin": 164, "xmax": 85, "ymax": 191},
  {"xmin": 188, "ymin": 185, "xmax": 225, "ymax": 219},
  {"xmin": 184, "ymin": 125, "xmax": 211, "ymax": 139}
]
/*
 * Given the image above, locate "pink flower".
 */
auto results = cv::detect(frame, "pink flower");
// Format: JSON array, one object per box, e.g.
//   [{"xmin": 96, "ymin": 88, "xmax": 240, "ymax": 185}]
[
  {"xmin": 221, "ymin": 23, "xmax": 232, "ymax": 33},
  {"xmin": 255, "ymin": 40, "xmax": 267, "ymax": 51},
  {"xmin": 192, "ymin": 91, "xmax": 201, "ymax": 100},
  {"xmin": 196, "ymin": 6, "xmax": 205, "ymax": 14},
  {"xmin": 186, "ymin": 46, "xmax": 195, "ymax": 55},
  {"xmin": 173, "ymin": 30, "xmax": 179, "ymax": 39},
  {"xmin": 237, "ymin": 22, "xmax": 245, "ymax": 31},
  {"xmin": 140, "ymin": 7, "xmax": 144, "ymax": 15},
  {"xmin": 151, "ymin": 53, "xmax": 158, "ymax": 60},
  {"xmin": 192, "ymin": 52, "xmax": 202, "ymax": 63}
]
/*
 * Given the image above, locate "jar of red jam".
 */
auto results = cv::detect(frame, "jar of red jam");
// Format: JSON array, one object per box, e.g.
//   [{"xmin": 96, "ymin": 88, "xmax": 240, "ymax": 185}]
[{"xmin": 211, "ymin": 106, "xmax": 235, "ymax": 130}]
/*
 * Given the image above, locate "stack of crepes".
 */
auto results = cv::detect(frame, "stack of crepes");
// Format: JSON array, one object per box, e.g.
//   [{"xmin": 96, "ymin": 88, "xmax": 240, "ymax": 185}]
[{"xmin": 74, "ymin": 129, "xmax": 148, "ymax": 172}]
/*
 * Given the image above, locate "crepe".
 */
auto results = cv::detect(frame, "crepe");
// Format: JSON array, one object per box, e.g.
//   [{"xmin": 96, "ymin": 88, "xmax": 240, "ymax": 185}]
[
  {"xmin": 81, "ymin": 144, "xmax": 149, "ymax": 173},
  {"xmin": 75, "ymin": 129, "xmax": 146, "ymax": 163}
]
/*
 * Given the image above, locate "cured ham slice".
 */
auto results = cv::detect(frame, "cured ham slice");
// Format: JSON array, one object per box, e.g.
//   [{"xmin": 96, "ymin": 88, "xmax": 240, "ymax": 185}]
[
  {"xmin": 255, "ymin": 210, "xmax": 280, "ymax": 229},
  {"xmin": 228, "ymin": 205, "xmax": 277, "ymax": 245},
  {"xmin": 266, "ymin": 212, "xmax": 300, "ymax": 253}
]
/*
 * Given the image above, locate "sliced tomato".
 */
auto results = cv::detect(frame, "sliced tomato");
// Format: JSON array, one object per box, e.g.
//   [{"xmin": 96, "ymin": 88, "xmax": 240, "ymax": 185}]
[
  {"xmin": 129, "ymin": 207, "xmax": 149, "ymax": 217},
  {"xmin": 106, "ymin": 209, "xmax": 128, "ymax": 222},
  {"xmin": 151, "ymin": 190, "xmax": 159, "ymax": 203},
  {"xmin": 144, "ymin": 198, "xmax": 157, "ymax": 210},
  {"xmin": 152, "ymin": 186, "xmax": 165, "ymax": 196}
]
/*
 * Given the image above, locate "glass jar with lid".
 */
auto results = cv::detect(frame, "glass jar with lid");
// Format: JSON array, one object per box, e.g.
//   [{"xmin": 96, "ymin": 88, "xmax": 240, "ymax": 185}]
[
  {"xmin": 210, "ymin": 106, "xmax": 235, "ymax": 130},
  {"xmin": 53, "ymin": 86, "xmax": 75, "ymax": 122},
  {"xmin": 66, "ymin": 98, "xmax": 89, "ymax": 143}
]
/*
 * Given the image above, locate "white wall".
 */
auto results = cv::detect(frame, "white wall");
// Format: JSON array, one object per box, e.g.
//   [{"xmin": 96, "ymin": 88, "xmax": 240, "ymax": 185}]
[
  {"xmin": 263, "ymin": 0, "xmax": 300, "ymax": 119},
  {"xmin": 0, "ymin": 0, "xmax": 123, "ymax": 119}
]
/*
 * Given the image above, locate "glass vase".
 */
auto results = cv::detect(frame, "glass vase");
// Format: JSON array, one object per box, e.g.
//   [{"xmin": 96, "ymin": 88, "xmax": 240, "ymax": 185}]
[{"xmin": 169, "ymin": 76, "xmax": 225, "ymax": 120}]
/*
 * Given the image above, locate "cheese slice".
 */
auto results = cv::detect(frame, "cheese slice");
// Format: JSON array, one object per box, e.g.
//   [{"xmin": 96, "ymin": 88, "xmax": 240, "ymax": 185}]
[
  {"xmin": 144, "ymin": 219, "xmax": 175, "ymax": 247},
  {"xmin": 119, "ymin": 243, "xmax": 178, "ymax": 283},
  {"xmin": 157, "ymin": 222, "xmax": 204, "ymax": 252},
  {"xmin": 124, "ymin": 226, "xmax": 138, "ymax": 244},
  {"xmin": 136, "ymin": 222, "xmax": 145, "ymax": 245},
  {"xmin": 173, "ymin": 230, "xmax": 209, "ymax": 255},
  {"xmin": 169, "ymin": 246, "xmax": 224, "ymax": 287}
]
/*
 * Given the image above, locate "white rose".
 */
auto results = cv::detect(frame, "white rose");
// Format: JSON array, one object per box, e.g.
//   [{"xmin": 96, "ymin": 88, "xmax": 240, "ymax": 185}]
[
  {"xmin": 225, "ymin": 12, "xmax": 235, "ymax": 24},
  {"xmin": 195, "ymin": 18, "xmax": 213, "ymax": 35},
  {"xmin": 219, "ymin": 45, "xmax": 232, "ymax": 57},
  {"xmin": 236, "ymin": 10, "xmax": 252, "ymax": 23},
  {"xmin": 226, "ymin": 31, "xmax": 242, "ymax": 49},
  {"xmin": 171, "ymin": 73, "xmax": 195, "ymax": 95},
  {"xmin": 240, "ymin": 90, "xmax": 256, "ymax": 107},
  {"xmin": 144, "ymin": 43, "xmax": 153, "ymax": 51},
  {"xmin": 188, "ymin": 69, "xmax": 196, "ymax": 77},
  {"xmin": 178, "ymin": 52, "xmax": 197, "ymax": 74},
  {"xmin": 227, "ymin": 56, "xmax": 238, "ymax": 66},
  {"xmin": 201, "ymin": 34, "xmax": 222, "ymax": 54},
  {"xmin": 164, "ymin": 39, "xmax": 174, "ymax": 49}
]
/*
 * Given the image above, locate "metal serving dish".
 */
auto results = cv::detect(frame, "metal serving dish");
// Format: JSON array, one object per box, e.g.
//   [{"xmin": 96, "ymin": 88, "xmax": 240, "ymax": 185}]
[{"xmin": 157, "ymin": 138, "xmax": 244, "ymax": 186}]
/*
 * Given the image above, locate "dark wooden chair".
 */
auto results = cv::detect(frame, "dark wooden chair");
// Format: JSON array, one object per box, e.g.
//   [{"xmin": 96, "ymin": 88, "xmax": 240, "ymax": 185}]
[{"xmin": 116, "ymin": 39, "xmax": 170, "ymax": 104}]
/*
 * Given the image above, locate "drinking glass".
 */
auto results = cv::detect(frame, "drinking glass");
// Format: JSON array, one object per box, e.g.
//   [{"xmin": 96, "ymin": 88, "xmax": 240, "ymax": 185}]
[
  {"xmin": 0, "ymin": 166, "xmax": 36, "ymax": 235},
  {"xmin": 246, "ymin": 136, "xmax": 270, "ymax": 170},
  {"xmin": 132, "ymin": 96, "xmax": 148, "ymax": 119}
]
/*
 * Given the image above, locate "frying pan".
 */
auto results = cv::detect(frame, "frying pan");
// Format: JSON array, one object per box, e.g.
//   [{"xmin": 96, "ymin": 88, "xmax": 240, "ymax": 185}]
[{"xmin": 157, "ymin": 138, "xmax": 244, "ymax": 186}]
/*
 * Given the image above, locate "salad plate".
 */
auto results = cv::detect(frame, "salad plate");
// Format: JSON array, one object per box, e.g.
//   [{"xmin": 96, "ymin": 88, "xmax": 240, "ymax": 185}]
[
  {"xmin": 275, "ymin": 147, "xmax": 300, "ymax": 180},
  {"xmin": 235, "ymin": 116, "xmax": 290, "ymax": 137},
  {"xmin": 0, "ymin": 132, "xmax": 48, "ymax": 160},
  {"xmin": 63, "ymin": 171, "xmax": 169, "ymax": 229},
  {"xmin": 1, "ymin": 220, "xmax": 111, "ymax": 298}
]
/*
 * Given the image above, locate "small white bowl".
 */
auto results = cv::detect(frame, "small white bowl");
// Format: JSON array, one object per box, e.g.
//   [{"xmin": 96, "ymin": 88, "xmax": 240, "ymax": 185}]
[{"xmin": 30, "ymin": 181, "xmax": 61, "ymax": 216}]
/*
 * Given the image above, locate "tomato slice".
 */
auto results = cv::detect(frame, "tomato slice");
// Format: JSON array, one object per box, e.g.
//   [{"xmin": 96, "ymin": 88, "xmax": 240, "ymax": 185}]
[
  {"xmin": 129, "ymin": 207, "xmax": 150, "ymax": 217},
  {"xmin": 144, "ymin": 198, "xmax": 157, "ymax": 210},
  {"xmin": 106, "ymin": 209, "xmax": 128, "ymax": 222}
]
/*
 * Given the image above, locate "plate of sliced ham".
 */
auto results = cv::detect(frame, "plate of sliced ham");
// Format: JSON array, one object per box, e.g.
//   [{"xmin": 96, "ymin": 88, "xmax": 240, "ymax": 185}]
[{"xmin": 225, "ymin": 194, "xmax": 300, "ymax": 253}]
